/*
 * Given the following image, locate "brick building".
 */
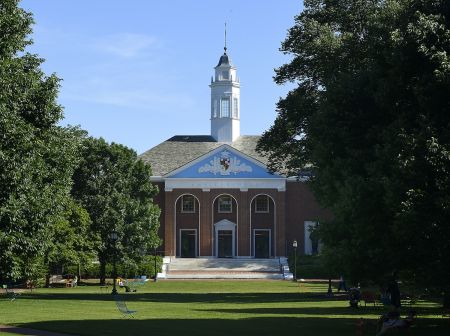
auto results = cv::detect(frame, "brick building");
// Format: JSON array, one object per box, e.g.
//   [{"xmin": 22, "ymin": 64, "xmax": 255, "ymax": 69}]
[{"xmin": 140, "ymin": 47, "xmax": 330, "ymax": 259}]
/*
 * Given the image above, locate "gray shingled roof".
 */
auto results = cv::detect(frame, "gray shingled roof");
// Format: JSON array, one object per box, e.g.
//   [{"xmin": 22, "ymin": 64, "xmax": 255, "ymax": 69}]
[{"xmin": 139, "ymin": 135, "xmax": 269, "ymax": 177}]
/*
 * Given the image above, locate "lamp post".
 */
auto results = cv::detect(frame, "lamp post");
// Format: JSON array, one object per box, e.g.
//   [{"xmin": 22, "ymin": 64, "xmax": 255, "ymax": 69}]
[
  {"xmin": 327, "ymin": 277, "xmax": 333, "ymax": 297},
  {"xmin": 108, "ymin": 231, "xmax": 118, "ymax": 295},
  {"xmin": 292, "ymin": 240, "xmax": 298, "ymax": 282},
  {"xmin": 153, "ymin": 246, "xmax": 158, "ymax": 282}
]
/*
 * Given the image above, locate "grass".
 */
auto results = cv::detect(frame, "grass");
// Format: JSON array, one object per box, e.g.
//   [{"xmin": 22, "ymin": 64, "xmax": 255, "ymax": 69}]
[{"xmin": 1, "ymin": 280, "xmax": 449, "ymax": 336}]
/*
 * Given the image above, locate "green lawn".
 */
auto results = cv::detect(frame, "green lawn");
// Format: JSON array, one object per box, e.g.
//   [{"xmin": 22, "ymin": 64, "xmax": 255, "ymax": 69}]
[{"xmin": 0, "ymin": 281, "xmax": 448, "ymax": 336}]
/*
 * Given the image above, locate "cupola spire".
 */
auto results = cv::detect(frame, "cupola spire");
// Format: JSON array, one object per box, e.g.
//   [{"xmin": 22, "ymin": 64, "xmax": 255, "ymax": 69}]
[
  {"xmin": 210, "ymin": 26, "xmax": 240, "ymax": 143},
  {"xmin": 224, "ymin": 22, "xmax": 227, "ymax": 53}
]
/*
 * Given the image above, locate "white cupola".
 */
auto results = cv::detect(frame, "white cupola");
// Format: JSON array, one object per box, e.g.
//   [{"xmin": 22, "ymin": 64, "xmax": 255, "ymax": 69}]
[{"xmin": 210, "ymin": 44, "xmax": 240, "ymax": 142}]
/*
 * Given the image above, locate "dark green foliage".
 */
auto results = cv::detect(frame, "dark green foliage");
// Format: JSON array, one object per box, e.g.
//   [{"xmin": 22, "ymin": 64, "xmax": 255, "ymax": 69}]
[
  {"xmin": 290, "ymin": 255, "xmax": 330, "ymax": 280},
  {"xmin": 71, "ymin": 137, "xmax": 161, "ymax": 284},
  {"xmin": 43, "ymin": 199, "xmax": 99, "ymax": 286},
  {"xmin": 258, "ymin": 0, "xmax": 450, "ymax": 300},
  {"xmin": 66, "ymin": 255, "xmax": 162, "ymax": 279},
  {"xmin": 0, "ymin": 0, "xmax": 81, "ymax": 281}
]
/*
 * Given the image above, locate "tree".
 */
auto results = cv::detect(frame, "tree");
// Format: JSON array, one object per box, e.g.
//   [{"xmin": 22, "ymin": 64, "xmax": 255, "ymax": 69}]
[
  {"xmin": 71, "ymin": 137, "xmax": 161, "ymax": 285},
  {"xmin": 42, "ymin": 199, "xmax": 99, "ymax": 287},
  {"xmin": 0, "ymin": 0, "xmax": 81, "ymax": 282},
  {"xmin": 258, "ymin": 0, "xmax": 450, "ymax": 304}
]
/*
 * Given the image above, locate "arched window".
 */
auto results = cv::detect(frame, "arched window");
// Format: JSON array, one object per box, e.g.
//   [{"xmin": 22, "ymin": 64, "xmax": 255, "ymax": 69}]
[
  {"xmin": 181, "ymin": 195, "xmax": 195, "ymax": 213},
  {"xmin": 218, "ymin": 195, "xmax": 232, "ymax": 213},
  {"xmin": 255, "ymin": 195, "xmax": 269, "ymax": 213}
]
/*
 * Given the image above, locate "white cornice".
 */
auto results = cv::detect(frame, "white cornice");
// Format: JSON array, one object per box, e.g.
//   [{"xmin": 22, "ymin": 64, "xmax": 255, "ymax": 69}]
[
  {"xmin": 165, "ymin": 178, "xmax": 286, "ymax": 192},
  {"xmin": 286, "ymin": 176, "xmax": 309, "ymax": 182}
]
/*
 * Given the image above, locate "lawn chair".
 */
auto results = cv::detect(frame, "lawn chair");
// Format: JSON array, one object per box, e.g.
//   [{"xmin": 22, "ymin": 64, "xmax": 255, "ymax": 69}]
[
  {"xmin": 66, "ymin": 276, "xmax": 78, "ymax": 288},
  {"xmin": 361, "ymin": 291, "xmax": 378, "ymax": 307},
  {"xmin": 2, "ymin": 285, "xmax": 20, "ymax": 301},
  {"xmin": 114, "ymin": 295, "xmax": 137, "ymax": 318},
  {"xmin": 126, "ymin": 276, "xmax": 148, "ymax": 292},
  {"xmin": 134, "ymin": 276, "xmax": 148, "ymax": 285},
  {"xmin": 26, "ymin": 280, "xmax": 36, "ymax": 292}
]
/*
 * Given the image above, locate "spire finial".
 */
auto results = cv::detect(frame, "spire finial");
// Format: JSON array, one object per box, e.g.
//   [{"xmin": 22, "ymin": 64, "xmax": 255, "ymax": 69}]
[{"xmin": 224, "ymin": 22, "xmax": 227, "ymax": 54}]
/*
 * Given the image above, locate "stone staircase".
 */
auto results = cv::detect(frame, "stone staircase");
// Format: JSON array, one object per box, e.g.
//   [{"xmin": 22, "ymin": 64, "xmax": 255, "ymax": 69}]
[{"xmin": 158, "ymin": 257, "xmax": 293, "ymax": 280}]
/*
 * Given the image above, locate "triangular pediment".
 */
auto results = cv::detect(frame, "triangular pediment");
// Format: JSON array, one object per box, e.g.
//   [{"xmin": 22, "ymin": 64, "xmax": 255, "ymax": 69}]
[
  {"xmin": 165, "ymin": 145, "xmax": 282, "ymax": 179},
  {"xmin": 214, "ymin": 219, "xmax": 236, "ymax": 229}
]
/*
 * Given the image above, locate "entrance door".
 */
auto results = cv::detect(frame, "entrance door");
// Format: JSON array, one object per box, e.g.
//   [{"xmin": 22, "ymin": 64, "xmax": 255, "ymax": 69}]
[
  {"xmin": 254, "ymin": 230, "xmax": 270, "ymax": 258},
  {"xmin": 180, "ymin": 230, "xmax": 196, "ymax": 258},
  {"xmin": 217, "ymin": 230, "xmax": 233, "ymax": 258}
]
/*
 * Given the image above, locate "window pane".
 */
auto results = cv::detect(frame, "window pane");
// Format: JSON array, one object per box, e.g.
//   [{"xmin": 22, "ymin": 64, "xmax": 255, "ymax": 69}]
[
  {"xmin": 218, "ymin": 196, "xmax": 232, "ymax": 213},
  {"xmin": 255, "ymin": 196, "xmax": 269, "ymax": 212},
  {"xmin": 221, "ymin": 70, "xmax": 229, "ymax": 80},
  {"xmin": 221, "ymin": 98, "xmax": 230, "ymax": 118},
  {"xmin": 182, "ymin": 195, "xmax": 195, "ymax": 213},
  {"xmin": 233, "ymin": 98, "xmax": 238, "ymax": 118},
  {"xmin": 213, "ymin": 100, "xmax": 218, "ymax": 118}
]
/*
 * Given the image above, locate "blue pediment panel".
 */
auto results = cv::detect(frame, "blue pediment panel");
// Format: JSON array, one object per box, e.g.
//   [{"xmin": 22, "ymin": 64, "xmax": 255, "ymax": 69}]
[{"xmin": 166, "ymin": 146, "xmax": 280, "ymax": 179}]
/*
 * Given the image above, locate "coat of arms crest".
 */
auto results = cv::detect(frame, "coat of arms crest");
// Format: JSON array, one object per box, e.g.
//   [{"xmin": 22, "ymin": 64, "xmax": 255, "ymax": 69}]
[{"xmin": 198, "ymin": 150, "xmax": 252, "ymax": 175}]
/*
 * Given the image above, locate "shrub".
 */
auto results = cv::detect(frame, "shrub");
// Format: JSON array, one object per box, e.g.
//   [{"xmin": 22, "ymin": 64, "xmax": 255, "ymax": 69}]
[
  {"xmin": 65, "ymin": 256, "xmax": 163, "ymax": 279},
  {"xmin": 289, "ymin": 254, "xmax": 332, "ymax": 279}
]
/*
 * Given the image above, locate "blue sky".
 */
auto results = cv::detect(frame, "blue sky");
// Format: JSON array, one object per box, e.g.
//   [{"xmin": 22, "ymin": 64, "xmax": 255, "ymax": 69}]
[{"xmin": 20, "ymin": 0, "xmax": 303, "ymax": 154}]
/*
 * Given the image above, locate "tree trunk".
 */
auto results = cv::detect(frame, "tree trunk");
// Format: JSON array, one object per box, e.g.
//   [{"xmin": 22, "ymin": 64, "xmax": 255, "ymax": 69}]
[
  {"xmin": 443, "ymin": 290, "xmax": 450, "ymax": 309},
  {"xmin": 45, "ymin": 260, "xmax": 51, "ymax": 288},
  {"xmin": 99, "ymin": 254, "xmax": 106, "ymax": 285},
  {"xmin": 77, "ymin": 263, "xmax": 82, "ymax": 282},
  {"xmin": 45, "ymin": 273, "xmax": 51, "ymax": 288}
]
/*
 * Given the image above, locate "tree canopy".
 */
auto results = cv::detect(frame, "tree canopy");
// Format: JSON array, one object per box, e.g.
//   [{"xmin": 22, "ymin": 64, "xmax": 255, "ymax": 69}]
[
  {"xmin": 1, "ymin": 1, "xmax": 161, "ymax": 285},
  {"xmin": 71, "ymin": 137, "xmax": 161, "ymax": 284},
  {"xmin": 42, "ymin": 199, "xmax": 99, "ymax": 286},
  {"xmin": 0, "ymin": 0, "xmax": 82, "ymax": 282},
  {"xmin": 258, "ymin": 0, "xmax": 450, "ymax": 296}
]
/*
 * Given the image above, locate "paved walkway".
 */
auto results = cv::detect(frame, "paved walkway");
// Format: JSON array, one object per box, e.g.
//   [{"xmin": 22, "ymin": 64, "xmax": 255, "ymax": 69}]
[{"xmin": 0, "ymin": 325, "xmax": 75, "ymax": 336}]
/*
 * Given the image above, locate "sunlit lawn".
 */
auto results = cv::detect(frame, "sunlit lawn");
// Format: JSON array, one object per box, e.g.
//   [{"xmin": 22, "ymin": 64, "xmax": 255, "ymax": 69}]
[{"xmin": 1, "ymin": 280, "xmax": 448, "ymax": 336}]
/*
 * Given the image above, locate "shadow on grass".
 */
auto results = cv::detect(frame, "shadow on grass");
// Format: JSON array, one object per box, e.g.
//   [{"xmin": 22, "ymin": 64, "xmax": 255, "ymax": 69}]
[
  {"xmin": 196, "ymin": 306, "xmax": 384, "ymax": 316},
  {"xmin": 20, "ymin": 291, "xmax": 351, "ymax": 304},
  {"xmin": 18, "ymin": 292, "xmax": 446, "ymax": 314},
  {"xmin": 20, "ymin": 316, "xmax": 450, "ymax": 336},
  {"xmin": 196, "ymin": 305, "xmax": 449, "ymax": 317}
]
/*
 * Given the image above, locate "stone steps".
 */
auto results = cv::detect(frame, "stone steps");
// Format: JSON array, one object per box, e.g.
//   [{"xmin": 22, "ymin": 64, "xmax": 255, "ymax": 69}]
[{"xmin": 159, "ymin": 257, "xmax": 291, "ymax": 280}]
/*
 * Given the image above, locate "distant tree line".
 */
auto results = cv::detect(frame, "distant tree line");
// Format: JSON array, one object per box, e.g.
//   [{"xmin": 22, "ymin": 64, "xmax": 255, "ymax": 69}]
[{"xmin": 0, "ymin": 0, "xmax": 160, "ymax": 286}]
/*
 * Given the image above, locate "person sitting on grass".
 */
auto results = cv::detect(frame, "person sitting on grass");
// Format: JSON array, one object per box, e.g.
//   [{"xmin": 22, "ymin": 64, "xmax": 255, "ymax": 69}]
[
  {"xmin": 118, "ymin": 278, "xmax": 136, "ymax": 293},
  {"xmin": 376, "ymin": 310, "xmax": 416, "ymax": 335}
]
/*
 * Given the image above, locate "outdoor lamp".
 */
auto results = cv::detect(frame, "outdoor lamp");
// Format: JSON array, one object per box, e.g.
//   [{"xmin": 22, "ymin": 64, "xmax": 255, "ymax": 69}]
[{"xmin": 292, "ymin": 240, "xmax": 298, "ymax": 281}]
